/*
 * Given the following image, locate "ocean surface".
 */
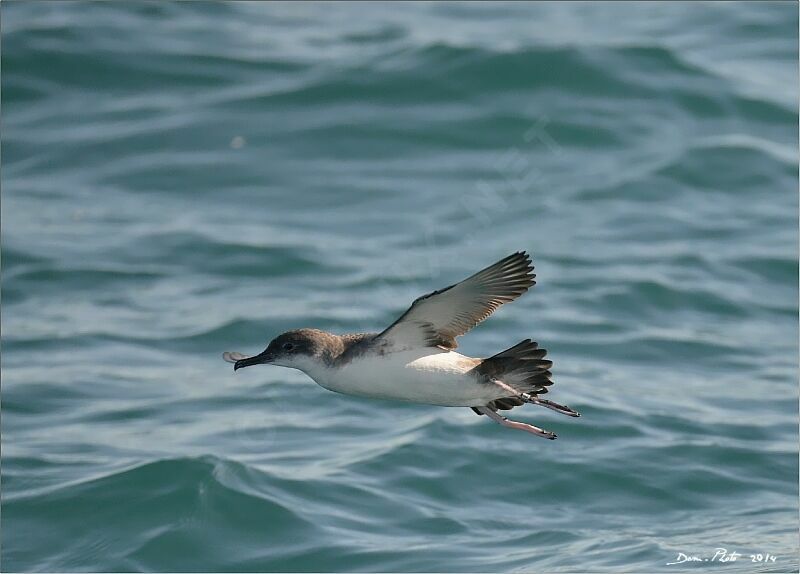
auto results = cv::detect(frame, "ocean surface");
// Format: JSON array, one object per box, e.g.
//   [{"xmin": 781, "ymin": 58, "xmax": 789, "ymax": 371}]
[{"xmin": 2, "ymin": 2, "xmax": 798, "ymax": 572}]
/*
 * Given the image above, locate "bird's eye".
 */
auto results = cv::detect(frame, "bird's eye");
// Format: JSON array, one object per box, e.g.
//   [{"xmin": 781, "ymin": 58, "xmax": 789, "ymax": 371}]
[{"xmin": 282, "ymin": 343, "xmax": 295, "ymax": 352}]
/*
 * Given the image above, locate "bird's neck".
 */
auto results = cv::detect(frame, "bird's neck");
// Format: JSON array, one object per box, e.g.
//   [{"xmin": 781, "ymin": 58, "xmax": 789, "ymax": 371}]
[{"xmin": 301, "ymin": 331, "xmax": 377, "ymax": 378}]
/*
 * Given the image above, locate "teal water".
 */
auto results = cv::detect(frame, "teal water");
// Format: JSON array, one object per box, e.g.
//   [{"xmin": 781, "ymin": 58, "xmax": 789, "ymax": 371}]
[{"xmin": 2, "ymin": 2, "xmax": 798, "ymax": 572}]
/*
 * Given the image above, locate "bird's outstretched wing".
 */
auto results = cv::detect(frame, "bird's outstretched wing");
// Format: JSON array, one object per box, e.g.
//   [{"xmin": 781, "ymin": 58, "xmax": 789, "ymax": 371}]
[{"xmin": 375, "ymin": 251, "xmax": 535, "ymax": 351}]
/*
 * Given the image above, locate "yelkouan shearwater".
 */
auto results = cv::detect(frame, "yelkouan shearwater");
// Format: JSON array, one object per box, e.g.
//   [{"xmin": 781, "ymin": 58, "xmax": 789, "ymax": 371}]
[{"xmin": 224, "ymin": 251, "xmax": 580, "ymax": 439}]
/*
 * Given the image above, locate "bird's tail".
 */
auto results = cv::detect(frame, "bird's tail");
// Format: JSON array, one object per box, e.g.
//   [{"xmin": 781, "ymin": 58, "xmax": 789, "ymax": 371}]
[
  {"xmin": 478, "ymin": 339, "xmax": 552, "ymax": 394},
  {"xmin": 476, "ymin": 339, "xmax": 580, "ymax": 417}
]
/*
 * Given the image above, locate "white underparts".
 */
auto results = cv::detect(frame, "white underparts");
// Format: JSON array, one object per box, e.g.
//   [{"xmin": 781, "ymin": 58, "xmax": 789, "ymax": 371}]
[{"xmin": 307, "ymin": 350, "xmax": 513, "ymax": 407}]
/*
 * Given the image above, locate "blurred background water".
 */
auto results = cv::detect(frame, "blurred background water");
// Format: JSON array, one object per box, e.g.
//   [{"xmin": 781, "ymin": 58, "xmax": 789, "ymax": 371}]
[{"xmin": 2, "ymin": 2, "xmax": 798, "ymax": 572}]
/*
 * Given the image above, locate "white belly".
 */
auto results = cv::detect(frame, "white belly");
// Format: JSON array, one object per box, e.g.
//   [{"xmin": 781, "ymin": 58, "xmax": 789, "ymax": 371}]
[{"xmin": 309, "ymin": 350, "xmax": 505, "ymax": 407}]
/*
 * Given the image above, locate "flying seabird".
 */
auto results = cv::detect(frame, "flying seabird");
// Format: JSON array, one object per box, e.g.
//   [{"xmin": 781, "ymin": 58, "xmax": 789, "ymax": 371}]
[{"xmin": 224, "ymin": 251, "xmax": 580, "ymax": 439}]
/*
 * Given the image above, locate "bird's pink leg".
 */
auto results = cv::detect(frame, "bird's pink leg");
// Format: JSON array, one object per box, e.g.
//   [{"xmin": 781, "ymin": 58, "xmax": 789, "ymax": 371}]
[{"xmin": 475, "ymin": 406, "xmax": 557, "ymax": 440}]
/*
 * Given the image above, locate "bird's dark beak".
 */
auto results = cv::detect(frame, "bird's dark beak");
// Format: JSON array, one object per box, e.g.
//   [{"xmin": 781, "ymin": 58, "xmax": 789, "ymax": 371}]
[{"xmin": 233, "ymin": 351, "xmax": 274, "ymax": 371}]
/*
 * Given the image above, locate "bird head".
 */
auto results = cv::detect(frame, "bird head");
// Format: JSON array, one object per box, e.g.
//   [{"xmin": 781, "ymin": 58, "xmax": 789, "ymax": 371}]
[{"xmin": 226, "ymin": 329, "xmax": 327, "ymax": 372}]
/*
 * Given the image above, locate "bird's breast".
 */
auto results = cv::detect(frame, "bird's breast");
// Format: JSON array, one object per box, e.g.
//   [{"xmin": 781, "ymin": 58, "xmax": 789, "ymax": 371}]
[{"xmin": 310, "ymin": 350, "xmax": 501, "ymax": 407}]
